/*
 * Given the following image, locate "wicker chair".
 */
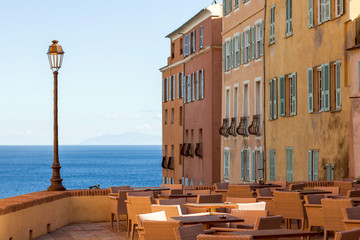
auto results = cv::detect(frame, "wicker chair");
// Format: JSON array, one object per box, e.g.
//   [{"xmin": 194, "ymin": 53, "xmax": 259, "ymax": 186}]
[
  {"xmin": 256, "ymin": 188, "xmax": 274, "ymax": 215},
  {"xmin": 334, "ymin": 228, "xmax": 360, "ymax": 240},
  {"xmin": 184, "ymin": 189, "xmax": 211, "ymax": 195},
  {"xmin": 174, "ymin": 224, "xmax": 204, "ymax": 240},
  {"xmin": 230, "ymin": 209, "xmax": 268, "ymax": 229},
  {"xmin": 322, "ymin": 198, "xmax": 353, "ymax": 240},
  {"xmin": 197, "ymin": 194, "xmax": 223, "ymax": 203},
  {"xmin": 334, "ymin": 181, "xmax": 354, "ymax": 196},
  {"xmin": 226, "ymin": 197, "xmax": 257, "ymax": 203},
  {"xmin": 273, "ymin": 191, "xmax": 306, "ymax": 230},
  {"xmin": 126, "ymin": 196, "xmax": 153, "ymax": 240},
  {"xmin": 162, "ymin": 184, "xmax": 183, "ymax": 189},
  {"xmin": 228, "ymin": 185, "xmax": 256, "ymax": 198},
  {"xmin": 254, "ymin": 215, "xmax": 283, "ymax": 230},
  {"xmin": 215, "ymin": 182, "xmax": 229, "ymax": 190},
  {"xmin": 109, "ymin": 185, "xmax": 132, "ymax": 193},
  {"xmin": 109, "ymin": 189, "xmax": 133, "ymax": 232},
  {"xmin": 151, "ymin": 205, "xmax": 182, "ymax": 219},
  {"xmin": 342, "ymin": 207, "xmax": 360, "ymax": 230},
  {"xmin": 314, "ymin": 186, "xmax": 340, "ymax": 195},
  {"xmin": 197, "ymin": 235, "xmax": 253, "ymax": 240},
  {"xmin": 289, "ymin": 183, "xmax": 306, "ymax": 190},
  {"xmin": 139, "ymin": 220, "xmax": 182, "ymax": 240},
  {"xmin": 347, "ymin": 189, "xmax": 360, "ymax": 198},
  {"xmin": 157, "ymin": 198, "xmax": 188, "ymax": 214},
  {"xmin": 237, "ymin": 202, "xmax": 266, "ymax": 210},
  {"xmin": 304, "ymin": 194, "xmax": 325, "ymax": 231},
  {"xmin": 128, "ymin": 191, "xmax": 155, "ymax": 204}
]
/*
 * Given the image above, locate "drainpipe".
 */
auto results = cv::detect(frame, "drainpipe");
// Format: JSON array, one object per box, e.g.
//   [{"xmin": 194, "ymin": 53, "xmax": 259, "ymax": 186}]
[{"xmin": 262, "ymin": 0, "xmax": 267, "ymax": 180}]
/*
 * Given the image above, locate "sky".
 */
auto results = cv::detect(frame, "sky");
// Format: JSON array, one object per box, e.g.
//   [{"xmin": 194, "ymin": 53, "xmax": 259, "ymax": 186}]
[{"xmin": 0, "ymin": 0, "xmax": 219, "ymax": 145}]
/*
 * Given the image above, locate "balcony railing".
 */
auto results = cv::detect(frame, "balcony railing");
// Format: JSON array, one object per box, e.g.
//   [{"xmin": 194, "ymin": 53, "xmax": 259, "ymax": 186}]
[
  {"xmin": 167, "ymin": 157, "xmax": 174, "ymax": 170},
  {"xmin": 219, "ymin": 118, "xmax": 230, "ymax": 137},
  {"xmin": 248, "ymin": 114, "xmax": 261, "ymax": 136},
  {"xmin": 228, "ymin": 117, "xmax": 238, "ymax": 137},
  {"xmin": 186, "ymin": 143, "xmax": 194, "ymax": 157},
  {"xmin": 237, "ymin": 116, "xmax": 249, "ymax": 136},
  {"xmin": 180, "ymin": 144, "xmax": 187, "ymax": 156},
  {"xmin": 161, "ymin": 156, "xmax": 168, "ymax": 169},
  {"xmin": 195, "ymin": 143, "xmax": 203, "ymax": 158}
]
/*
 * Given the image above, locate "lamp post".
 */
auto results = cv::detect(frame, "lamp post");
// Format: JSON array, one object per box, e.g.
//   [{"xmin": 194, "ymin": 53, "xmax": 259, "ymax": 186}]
[{"xmin": 47, "ymin": 40, "xmax": 66, "ymax": 191}]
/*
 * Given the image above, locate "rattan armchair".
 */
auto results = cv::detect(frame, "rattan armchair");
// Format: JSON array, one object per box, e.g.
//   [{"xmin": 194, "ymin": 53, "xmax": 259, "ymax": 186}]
[
  {"xmin": 197, "ymin": 234, "xmax": 253, "ymax": 240},
  {"xmin": 289, "ymin": 183, "xmax": 305, "ymax": 190},
  {"xmin": 184, "ymin": 189, "xmax": 211, "ymax": 195},
  {"xmin": 347, "ymin": 189, "xmax": 360, "ymax": 198},
  {"xmin": 126, "ymin": 196, "xmax": 153, "ymax": 240},
  {"xmin": 157, "ymin": 198, "xmax": 188, "ymax": 214},
  {"xmin": 304, "ymin": 194, "xmax": 325, "ymax": 231},
  {"xmin": 342, "ymin": 206, "xmax": 360, "ymax": 230},
  {"xmin": 273, "ymin": 191, "xmax": 306, "ymax": 230},
  {"xmin": 127, "ymin": 191, "xmax": 155, "ymax": 204},
  {"xmin": 109, "ymin": 185, "xmax": 132, "ymax": 194},
  {"xmin": 226, "ymin": 197, "xmax": 257, "ymax": 203},
  {"xmin": 197, "ymin": 194, "xmax": 223, "ymax": 203},
  {"xmin": 174, "ymin": 224, "xmax": 205, "ymax": 240},
  {"xmin": 334, "ymin": 181, "xmax": 354, "ymax": 196},
  {"xmin": 334, "ymin": 228, "xmax": 360, "ymax": 240},
  {"xmin": 139, "ymin": 220, "xmax": 182, "ymax": 240},
  {"xmin": 256, "ymin": 188, "xmax": 274, "ymax": 215},
  {"xmin": 230, "ymin": 209, "xmax": 268, "ymax": 229},
  {"xmin": 322, "ymin": 198, "xmax": 353, "ymax": 240},
  {"xmin": 151, "ymin": 205, "xmax": 182, "ymax": 219},
  {"xmin": 228, "ymin": 185, "xmax": 256, "ymax": 198},
  {"xmin": 109, "ymin": 189, "xmax": 133, "ymax": 232}
]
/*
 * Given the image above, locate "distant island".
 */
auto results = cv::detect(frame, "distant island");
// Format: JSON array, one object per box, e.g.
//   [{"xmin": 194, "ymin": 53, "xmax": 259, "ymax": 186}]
[{"xmin": 79, "ymin": 132, "xmax": 162, "ymax": 145}]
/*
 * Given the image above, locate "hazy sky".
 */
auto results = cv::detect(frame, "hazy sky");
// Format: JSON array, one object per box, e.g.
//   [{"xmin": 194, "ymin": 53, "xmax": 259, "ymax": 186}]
[{"xmin": 0, "ymin": 0, "xmax": 218, "ymax": 145}]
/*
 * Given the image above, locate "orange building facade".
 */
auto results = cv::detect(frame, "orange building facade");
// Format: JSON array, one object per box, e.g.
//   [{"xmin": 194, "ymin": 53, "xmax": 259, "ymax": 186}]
[
  {"xmin": 160, "ymin": 4, "xmax": 223, "ymax": 185},
  {"xmin": 220, "ymin": 0, "xmax": 265, "ymax": 184}
]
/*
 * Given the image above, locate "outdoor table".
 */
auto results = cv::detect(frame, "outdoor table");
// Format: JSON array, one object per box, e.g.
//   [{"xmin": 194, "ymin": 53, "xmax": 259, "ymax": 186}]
[
  {"xmin": 276, "ymin": 189, "xmax": 332, "ymax": 195},
  {"xmin": 158, "ymin": 194, "xmax": 197, "ymax": 199},
  {"xmin": 171, "ymin": 214, "xmax": 243, "ymax": 226},
  {"xmin": 218, "ymin": 229, "xmax": 320, "ymax": 239},
  {"xmin": 184, "ymin": 202, "xmax": 238, "ymax": 212},
  {"xmin": 248, "ymin": 183, "xmax": 282, "ymax": 189}
]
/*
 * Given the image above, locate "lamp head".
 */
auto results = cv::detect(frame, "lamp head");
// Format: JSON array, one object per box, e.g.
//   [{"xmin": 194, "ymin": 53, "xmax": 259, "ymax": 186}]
[{"xmin": 47, "ymin": 40, "xmax": 64, "ymax": 71}]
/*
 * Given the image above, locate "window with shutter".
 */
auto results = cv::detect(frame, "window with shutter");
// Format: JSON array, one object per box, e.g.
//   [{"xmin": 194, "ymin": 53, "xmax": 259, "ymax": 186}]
[
  {"xmin": 269, "ymin": 79, "xmax": 273, "ymax": 120},
  {"xmin": 241, "ymin": 150, "xmax": 245, "ymax": 180},
  {"xmin": 286, "ymin": 0, "xmax": 293, "ymax": 36},
  {"xmin": 269, "ymin": 149, "xmax": 275, "ymax": 181},
  {"xmin": 177, "ymin": 73, "xmax": 179, "ymax": 99},
  {"xmin": 291, "ymin": 72, "xmax": 297, "ymax": 115},
  {"xmin": 273, "ymin": 78, "xmax": 278, "ymax": 119},
  {"xmin": 247, "ymin": 29, "xmax": 251, "ymax": 62},
  {"xmin": 201, "ymin": 69, "xmax": 204, "ymax": 99},
  {"xmin": 335, "ymin": 61, "xmax": 341, "ymax": 110},
  {"xmin": 196, "ymin": 71, "xmax": 200, "ymax": 100},
  {"xmin": 187, "ymin": 75, "xmax": 191, "ymax": 103},
  {"xmin": 199, "ymin": 26, "xmax": 203, "ymax": 49},
  {"xmin": 326, "ymin": 164, "xmax": 331, "ymax": 180},
  {"xmin": 313, "ymin": 150, "xmax": 319, "ymax": 181},
  {"xmin": 163, "ymin": 78, "xmax": 165, "ymax": 102},
  {"xmin": 230, "ymin": 39, "xmax": 233, "ymax": 69},
  {"xmin": 232, "ymin": 38, "xmax": 235, "ymax": 68},
  {"xmin": 252, "ymin": 151, "xmax": 256, "ymax": 182},
  {"xmin": 325, "ymin": 0, "xmax": 331, "ymax": 21},
  {"xmin": 322, "ymin": 63, "xmax": 330, "ymax": 111},
  {"xmin": 270, "ymin": 5, "xmax": 275, "ymax": 44},
  {"xmin": 260, "ymin": 151, "xmax": 264, "ymax": 179},
  {"xmin": 182, "ymin": 72, "xmax": 185, "ymax": 101},
  {"xmin": 279, "ymin": 76, "xmax": 285, "ymax": 116},
  {"xmin": 192, "ymin": 73, "xmax": 195, "ymax": 101},
  {"xmin": 335, "ymin": 0, "xmax": 344, "ymax": 17},
  {"xmin": 173, "ymin": 75, "xmax": 176, "ymax": 100},
  {"xmin": 166, "ymin": 77, "xmax": 169, "ymax": 101},
  {"xmin": 188, "ymin": 33, "xmax": 191, "ymax": 55},
  {"xmin": 235, "ymin": 0, "xmax": 239, "ymax": 8},
  {"xmin": 308, "ymin": 68, "xmax": 314, "ymax": 113},
  {"xmin": 259, "ymin": 21, "xmax": 264, "ymax": 57},
  {"xmin": 192, "ymin": 30, "xmax": 196, "ymax": 53},
  {"xmin": 184, "ymin": 35, "xmax": 188, "ymax": 57},
  {"xmin": 223, "ymin": 43, "xmax": 226, "ymax": 72},
  {"xmin": 241, "ymin": 32, "xmax": 245, "ymax": 64},
  {"xmin": 307, "ymin": 150, "xmax": 313, "ymax": 181},
  {"xmin": 246, "ymin": 150, "xmax": 250, "ymax": 182},
  {"xmin": 236, "ymin": 35, "xmax": 240, "ymax": 66},
  {"xmin": 286, "ymin": 147, "xmax": 293, "ymax": 182},
  {"xmin": 169, "ymin": 76, "xmax": 172, "ymax": 101},
  {"xmin": 224, "ymin": 148, "xmax": 230, "ymax": 180},
  {"xmin": 228, "ymin": 0, "xmax": 232, "ymax": 14},
  {"xmin": 252, "ymin": 26, "xmax": 255, "ymax": 60},
  {"xmin": 223, "ymin": 0, "xmax": 227, "ymax": 15},
  {"xmin": 308, "ymin": 0, "xmax": 313, "ymax": 28},
  {"xmin": 226, "ymin": 41, "xmax": 230, "ymax": 71}
]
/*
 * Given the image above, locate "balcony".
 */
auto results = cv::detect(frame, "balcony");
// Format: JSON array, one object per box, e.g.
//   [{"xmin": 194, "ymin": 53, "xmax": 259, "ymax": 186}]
[
  {"xmin": 248, "ymin": 114, "xmax": 261, "ymax": 136},
  {"xmin": 219, "ymin": 118, "xmax": 230, "ymax": 137},
  {"xmin": 237, "ymin": 116, "xmax": 249, "ymax": 136},
  {"xmin": 185, "ymin": 143, "xmax": 194, "ymax": 157},
  {"xmin": 227, "ymin": 117, "xmax": 238, "ymax": 137},
  {"xmin": 167, "ymin": 157, "xmax": 174, "ymax": 170},
  {"xmin": 195, "ymin": 143, "xmax": 203, "ymax": 158},
  {"xmin": 180, "ymin": 144, "xmax": 187, "ymax": 156},
  {"xmin": 161, "ymin": 156, "xmax": 168, "ymax": 169}
]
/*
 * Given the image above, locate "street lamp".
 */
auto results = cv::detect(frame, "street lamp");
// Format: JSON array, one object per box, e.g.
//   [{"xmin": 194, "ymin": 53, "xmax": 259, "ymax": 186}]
[{"xmin": 47, "ymin": 40, "xmax": 66, "ymax": 191}]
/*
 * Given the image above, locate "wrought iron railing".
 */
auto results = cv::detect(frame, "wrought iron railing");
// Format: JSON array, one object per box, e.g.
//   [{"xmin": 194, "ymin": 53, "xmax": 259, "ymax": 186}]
[
  {"xmin": 228, "ymin": 117, "xmax": 237, "ymax": 137},
  {"xmin": 219, "ymin": 118, "xmax": 230, "ymax": 137},
  {"xmin": 236, "ymin": 116, "xmax": 249, "ymax": 136},
  {"xmin": 195, "ymin": 143, "xmax": 203, "ymax": 158},
  {"xmin": 167, "ymin": 157, "xmax": 174, "ymax": 170},
  {"xmin": 248, "ymin": 114, "xmax": 261, "ymax": 136},
  {"xmin": 161, "ymin": 156, "xmax": 168, "ymax": 169},
  {"xmin": 185, "ymin": 143, "xmax": 194, "ymax": 157}
]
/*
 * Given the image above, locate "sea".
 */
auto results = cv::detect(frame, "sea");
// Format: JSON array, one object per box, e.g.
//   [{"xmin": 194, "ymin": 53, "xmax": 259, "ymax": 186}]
[{"xmin": 0, "ymin": 145, "xmax": 162, "ymax": 200}]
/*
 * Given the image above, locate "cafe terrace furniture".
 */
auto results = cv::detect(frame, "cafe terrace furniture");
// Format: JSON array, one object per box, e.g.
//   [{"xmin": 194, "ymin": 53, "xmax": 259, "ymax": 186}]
[
  {"xmin": 171, "ymin": 214, "xmax": 244, "ymax": 227},
  {"xmin": 236, "ymin": 202, "xmax": 266, "ymax": 210},
  {"xmin": 185, "ymin": 189, "xmax": 212, "ymax": 196},
  {"xmin": 162, "ymin": 184, "xmax": 183, "ymax": 189},
  {"xmin": 215, "ymin": 182, "xmax": 229, "ymax": 191},
  {"xmin": 321, "ymin": 198, "xmax": 353, "ymax": 240},
  {"xmin": 334, "ymin": 181, "xmax": 354, "ymax": 196},
  {"xmin": 347, "ymin": 189, "xmax": 360, "ymax": 198},
  {"xmin": 197, "ymin": 235, "xmax": 252, "ymax": 240},
  {"xmin": 184, "ymin": 203, "xmax": 239, "ymax": 213},
  {"xmin": 314, "ymin": 186, "xmax": 340, "ymax": 195},
  {"xmin": 109, "ymin": 185, "xmax": 132, "ymax": 194},
  {"xmin": 174, "ymin": 224, "xmax": 206, "ymax": 240},
  {"xmin": 255, "ymin": 188, "xmax": 274, "ymax": 215},
  {"xmin": 127, "ymin": 191, "xmax": 155, "ymax": 204},
  {"xmin": 273, "ymin": 191, "xmax": 306, "ymax": 230},
  {"xmin": 109, "ymin": 189, "xmax": 134, "ymax": 232},
  {"xmin": 334, "ymin": 228, "xmax": 360, "ymax": 240},
  {"xmin": 211, "ymin": 229, "xmax": 320, "ymax": 239},
  {"xmin": 151, "ymin": 205, "xmax": 182, "ymax": 220},
  {"xmin": 228, "ymin": 185, "xmax": 255, "ymax": 198},
  {"xmin": 158, "ymin": 194, "xmax": 198, "ymax": 200},
  {"xmin": 157, "ymin": 198, "xmax": 189, "ymax": 214},
  {"xmin": 304, "ymin": 194, "xmax": 325, "ymax": 231},
  {"xmin": 226, "ymin": 197, "xmax": 257, "ymax": 203},
  {"xmin": 126, "ymin": 196, "xmax": 153, "ymax": 240},
  {"xmin": 289, "ymin": 183, "xmax": 306, "ymax": 190},
  {"xmin": 137, "ymin": 210, "xmax": 167, "ymax": 227},
  {"xmin": 230, "ymin": 209, "xmax": 268, "ymax": 229},
  {"xmin": 342, "ymin": 206, "xmax": 360, "ymax": 230},
  {"xmin": 139, "ymin": 220, "xmax": 182, "ymax": 240},
  {"xmin": 197, "ymin": 194, "xmax": 223, "ymax": 204}
]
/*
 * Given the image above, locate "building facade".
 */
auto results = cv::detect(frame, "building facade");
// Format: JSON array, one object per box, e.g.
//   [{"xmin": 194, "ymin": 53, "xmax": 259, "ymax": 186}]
[
  {"xmin": 220, "ymin": 0, "xmax": 266, "ymax": 183},
  {"xmin": 160, "ymin": 4, "xmax": 223, "ymax": 185},
  {"xmin": 264, "ymin": 0, "xmax": 351, "ymax": 181}
]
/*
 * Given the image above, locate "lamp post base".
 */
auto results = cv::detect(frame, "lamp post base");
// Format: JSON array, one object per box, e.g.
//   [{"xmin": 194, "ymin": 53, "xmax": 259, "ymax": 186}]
[{"xmin": 47, "ymin": 179, "xmax": 66, "ymax": 191}]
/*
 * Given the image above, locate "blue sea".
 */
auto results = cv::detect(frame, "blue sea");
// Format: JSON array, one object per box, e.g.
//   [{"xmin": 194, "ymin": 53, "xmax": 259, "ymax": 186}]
[{"xmin": 0, "ymin": 145, "xmax": 162, "ymax": 199}]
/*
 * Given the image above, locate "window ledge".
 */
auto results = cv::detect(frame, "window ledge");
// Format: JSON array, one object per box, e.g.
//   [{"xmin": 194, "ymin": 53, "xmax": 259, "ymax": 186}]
[
  {"xmin": 285, "ymin": 33, "xmax": 293, "ymax": 39},
  {"xmin": 255, "ymin": 57, "xmax": 263, "ymax": 63},
  {"xmin": 330, "ymin": 109, "xmax": 341, "ymax": 113},
  {"xmin": 243, "ymin": 62, "xmax": 250, "ymax": 68},
  {"xmin": 269, "ymin": 41, "xmax": 275, "ymax": 46},
  {"xmin": 225, "ymin": 13, "xmax": 231, "ymax": 18},
  {"xmin": 233, "ymin": 67, "xmax": 240, "ymax": 71},
  {"xmin": 244, "ymin": 1, "xmax": 251, "ymax": 6},
  {"xmin": 234, "ymin": 7, "xmax": 239, "ymax": 12}
]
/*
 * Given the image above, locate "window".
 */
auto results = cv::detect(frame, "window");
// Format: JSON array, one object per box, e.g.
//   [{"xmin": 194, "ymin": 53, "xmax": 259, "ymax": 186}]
[
  {"xmin": 335, "ymin": 0, "xmax": 344, "ymax": 17},
  {"xmin": 163, "ymin": 78, "xmax": 166, "ymax": 102},
  {"xmin": 319, "ymin": 0, "xmax": 331, "ymax": 23},
  {"xmin": 187, "ymin": 74, "xmax": 191, "ymax": 103},
  {"xmin": 171, "ymin": 108, "xmax": 174, "ymax": 124},
  {"xmin": 252, "ymin": 150, "xmax": 264, "ymax": 182},
  {"xmin": 171, "ymin": 43, "xmax": 175, "ymax": 59},
  {"xmin": 255, "ymin": 81, "xmax": 261, "ymax": 115},
  {"xmin": 199, "ymin": 26, "xmax": 203, "ymax": 49},
  {"xmin": 244, "ymin": 29, "xmax": 251, "ymax": 63},
  {"xmin": 309, "ymin": 0, "xmax": 343, "ymax": 28},
  {"xmin": 243, "ymin": 83, "xmax": 249, "ymax": 117},
  {"xmin": 164, "ymin": 109, "xmax": 168, "ymax": 124},
  {"xmin": 188, "ymin": 33, "xmax": 191, "ymax": 55},
  {"xmin": 169, "ymin": 76, "xmax": 172, "ymax": 101},
  {"xmin": 234, "ymin": 86, "xmax": 238, "ymax": 118},
  {"xmin": 308, "ymin": 61, "xmax": 341, "ymax": 113},
  {"xmin": 234, "ymin": 0, "xmax": 239, "ymax": 8},
  {"xmin": 308, "ymin": 0, "xmax": 314, "ymax": 28},
  {"xmin": 269, "ymin": 78, "xmax": 277, "ymax": 120},
  {"xmin": 192, "ymin": 73, "xmax": 195, "ymax": 101},
  {"xmin": 326, "ymin": 164, "xmax": 335, "ymax": 180},
  {"xmin": 307, "ymin": 150, "xmax": 319, "ymax": 181},
  {"xmin": 191, "ymin": 30, "xmax": 196, "ymax": 53},
  {"xmin": 182, "ymin": 72, "xmax": 186, "ymax": 103},
  {"xmin": 166, "ymin": 77, "xmax": 169, "ymax": 101},
  {"xmin": 177, "ymin": 73, "xmax": 180, "ymax": 98},
  {"xmin": 184, "ymin": 35, "xmax": 188, "ymax": 57},
  {"xmin": 286, "ymin": 0, "xmax": 293, "ymax": 36},
  {"xmin": 252, "ymin": 21, "xmax": 264, "ymax": 59},
  {"xmin": 225, "ymin": 40, "xmax": 232, "ymax": 70},
  {"xmin": 179, "ymin": 107, "xmax": 183, "ymax": 126},
  {"xmin": 234, "ymin": 35, "xmax": 240, "ymax": 67},
  {"xmin": 269, "ymin": 149, "xmax": 276, "ymax": 181},
  {"xmin": 223, "ymin": 0, "xmax": 232, "ymax": 15},
  {"xmin": 286, "ymin": 147, "xmax": 293, "ymax": 182},
  {"xmin": 196, "ymin": 71, "xmax": 200, "ymax": 100},
  {"xmin": 200, "ymin": 69, "xmax": 204, "ymax": 99},
  {"xmin": 225, "ymin": 88, "xmax": 231, "ymax": 119},
  {"xmin": 224, "ymin": 148, "xmax": 230, "ymax": 181},
  {"xmin": 180, "ymin": 38, "xmax": 183, "ymax": 54},
  {"xmin": 270, "ymin": 5, "xmax": 275, "ymax": 43},
  {"xmin": 241, "ymin": 149, "xmax": 250, "ymax": 182},
  {"xmin": 172, "ymin": 75, "xmax": 176, "ymax": 100},
  {"xmin": 279, "ymin": 73, "xmax": 297, "ymax": 116}
]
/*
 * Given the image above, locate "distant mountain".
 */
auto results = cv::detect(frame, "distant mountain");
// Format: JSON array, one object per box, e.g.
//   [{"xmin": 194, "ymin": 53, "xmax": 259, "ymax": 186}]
[{"xmin": 79, "ymin": 132, "xmax": 162, "ymax": 145}]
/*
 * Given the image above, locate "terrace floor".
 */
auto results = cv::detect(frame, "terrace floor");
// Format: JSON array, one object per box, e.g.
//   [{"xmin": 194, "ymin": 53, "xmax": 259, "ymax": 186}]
[{"xmin": 34, "ymin": 221, "xmax": 335, "ymax": 240}]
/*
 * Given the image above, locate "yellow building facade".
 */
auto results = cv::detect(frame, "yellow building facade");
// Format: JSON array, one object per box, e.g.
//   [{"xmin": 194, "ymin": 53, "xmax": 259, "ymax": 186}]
[{"xmin": 264, "ymin": 0, "xmax": 352, "ymax": 181}]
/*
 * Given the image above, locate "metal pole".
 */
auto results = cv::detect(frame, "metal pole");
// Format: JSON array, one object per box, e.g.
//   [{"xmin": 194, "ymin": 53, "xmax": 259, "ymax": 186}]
[{"xmin": 48, "ymin": 71, "xmax": 66, "ymax": 191}]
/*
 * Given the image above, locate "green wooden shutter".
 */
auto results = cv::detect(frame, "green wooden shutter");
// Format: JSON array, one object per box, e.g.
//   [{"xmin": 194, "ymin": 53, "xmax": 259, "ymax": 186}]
[
  {"xmin": 289, "ymin": 0, "xmax": 293, "ymax": 34},
  {"xmin": 237, "ymin": 35, "xmax": 241, "ymax": 66},
  {"xmin": 336, "ymin": 61, "xmax": 341, "ymax": 110},
  {"xmin": 241, "ymin": 32, "xmax": 244, "ymax": 64},
  {"xmin": 231, "ymin": 38, "xmax": 235, "ymax": 69},
  {"xmin": 201, "ymin": 69, "xmax": 204, "ymax": 99},
  {"xmin": 223, "ymin": 0, "xmax": 226, "ymax": 15},
  {"xmin": 247, "ymin": 29, "xmax": 251, "ymax": 62},
  {"xmin": 228, "ymin": 0, "xmax": 232, "ymax": 14},
  {"xmin": 270, "ymin": 5, "xmax": 275, "ymax": 43},
  {"xmin": 241, "ymin": 150, "xmax": 245, "ymax": 181},
  {"xmin": 292, "ymin": 72, "xmax": 297, "ymax": 115},
  {"xmin": 224, "ymin": 149, "xmax": 230, "ymax": 179},
  {"xmin": 252, "ymin": 26, "xmax": 256, "ymax": 60},
  {"xmin": 286, "ymin": 0, "xmax": 290, "ymax": 35},
  {"xmin": 322, "ymin": 63, "xmax": 330, "ymax": 111},
  {"xmin": 320, "ymin": 0, "xmax": 325, "ymax": 23},
  {"xmin": 339, "ymin": 0, "xmax": 344, "ymax": 15},
  {"xmin": 252, "ymin": 151, "xmax": 256, "ymax": 182},
  {"xmin": 247, "ymin": 150, "xmax": 250, "ymax": 182},
  {"xmin": 273, "ymin": 78, "xmax": 278, "ymax": 119},
  {"xmin": 313, "ymin": 151, "xmax": 319, "ymax": 181},
  {"xmin": 260, "ymin": 151, "xmax": 264, "ymax": 179},
  {"xmin": 308, "ymin": 68, "xmax": 314, "ymax": 113},
  {"xmin": 192, "ymin": 73, "xmax": 195, "ymax": 101},
  {"xmin": 308, "ymin": 0, "xmax": 313, "ymax": 28},
  {"xmin": 223, "ymin": 43, "xmax": 226, "ymax": 71},
  {"xmin": 269, "ymin": 150, "xmax": 275, "ymax": 181},
  {"xmin": 163, "ymin": 79, "xmax": 165, "ymax": 102},
  {"xmin": 279, "ymin": 76, "xmax": 285, "ymax": 116},
  {"xmin": 326, "ymin": 164, "xmax": 330, "ymax": 180},
  {"xmin": 196, "ymin": 71, "xmax": 200, "ymax": 100},
  {"xmin": 260, "ymin": 21, "xmax": 264, "ymax": 57},
  {"xmin": 307, "ymin": 150, "xmax": 313, "ymax": 181},
  {"xmin": 192, "ymin": 30, "xmax": 196, "ymax": 53},
  {"xmin": 287, "ymin": 147, "xmax": 293, "ymax": 182},
  {"xmin": 270, "ymin": 79, "xmax": 273, "ymax": 118},
  {"xmin": 325, "ymin": 0, "xmax": 331, "ymax": 21},
  {"xmin": 331, "ymin": 164, "xmax": 335, "ymax": 180}
]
